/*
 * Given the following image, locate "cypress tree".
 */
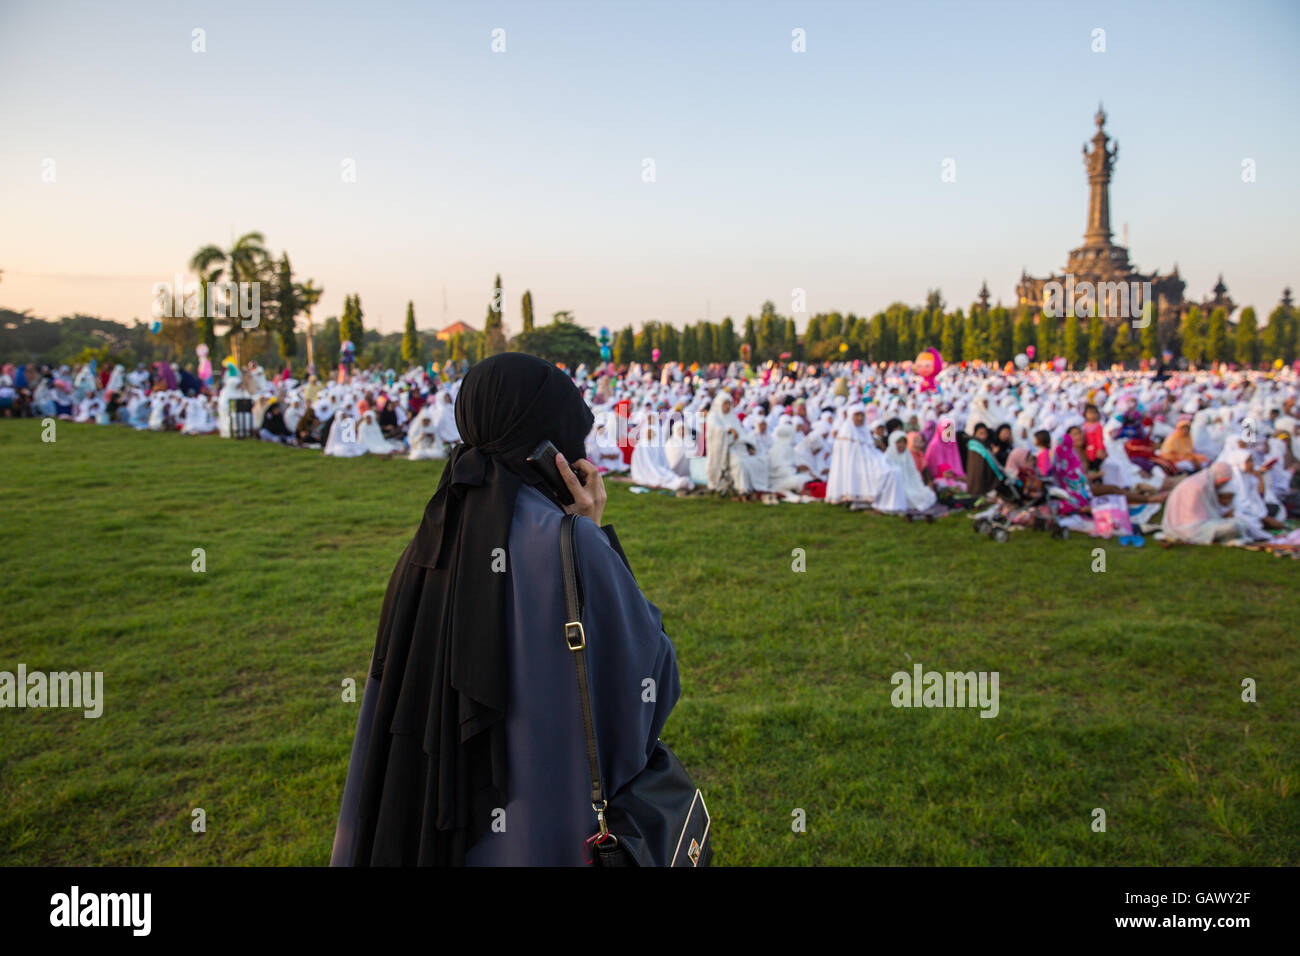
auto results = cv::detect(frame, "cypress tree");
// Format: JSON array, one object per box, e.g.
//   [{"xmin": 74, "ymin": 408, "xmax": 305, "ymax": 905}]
[
  {"xmin": 402, "ymin": 300, "xmax": 419, "ymax": 366},
  {"xmin": 1140, "ymin": 302, "xmax": 1159, "ymax": 360},
  {"xmin": 1087, "ymin": 313, "xmax": 1108, "ymax": 367},
  {"xmin": 1012, "ymin": 306, "xmax": 1034, "ymax": 357},
  {"xmin": 613, "ymin": 326, "xmax": 635, "ymax": 366},
  {"xmin": 941, "ymin": 311, "xmax": 960, "ymax": 362},
  {"xmin": 719, "ymin": 317, "xmax": 738, "ymax": 362},
  {"xmin": 483, "ymin": 274, "xmax": 506, "ymax": 354},
  {"xmin": 1062, "ymin": 316, "xmax": 1082, "ymax": 369},
  {"xmin": 1207, "ymin": 307, "xmax": 1230, "ymax": 364},
  {"xmin": 521, "ymin": 290, "xmax": 534, "ymax": 332},
  {"xmin": 1180, "ymin": 306, "xmax": 1205, "ymax": 365},
  {"xmin": 681, "ymin": 324, "xmax": 699, "ymax": 365}
]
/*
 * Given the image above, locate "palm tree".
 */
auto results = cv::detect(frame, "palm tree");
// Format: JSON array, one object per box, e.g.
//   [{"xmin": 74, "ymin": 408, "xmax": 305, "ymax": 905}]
[
  {"xmin": 188, "ymin": 231, "xmax": 270, "ymax": 365},
  {"xmin": 296, "ymin": 278, "xmax": 323, "ymax": 375}
]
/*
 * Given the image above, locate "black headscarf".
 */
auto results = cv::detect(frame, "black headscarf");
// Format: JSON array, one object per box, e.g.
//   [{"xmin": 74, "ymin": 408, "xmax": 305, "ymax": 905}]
[{"xmin": 344, "ymin": 353, "xmax": 593, "ymax": 865}]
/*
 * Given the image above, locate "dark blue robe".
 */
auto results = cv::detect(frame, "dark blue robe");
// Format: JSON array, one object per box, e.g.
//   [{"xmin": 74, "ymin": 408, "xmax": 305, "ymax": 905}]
[{"xmin": 333, "ymin": 484, "xmax": 679, "ymax": 866}]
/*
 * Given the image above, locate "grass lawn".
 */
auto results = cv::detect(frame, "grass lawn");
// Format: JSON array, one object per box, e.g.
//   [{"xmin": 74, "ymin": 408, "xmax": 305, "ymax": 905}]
[{"xmin": 1, "ymin": 418, "xmax": 1296, "ymax": 866}]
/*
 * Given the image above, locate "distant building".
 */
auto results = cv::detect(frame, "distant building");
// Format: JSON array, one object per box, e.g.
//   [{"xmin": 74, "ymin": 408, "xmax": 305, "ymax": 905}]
[
  {"xmin": 436, "ymin": 320, "xmax": 476, "ymax": 341},
  {"xmin": 1013, "ymin": 106, "xmax": 1234, "ymax": 333}
]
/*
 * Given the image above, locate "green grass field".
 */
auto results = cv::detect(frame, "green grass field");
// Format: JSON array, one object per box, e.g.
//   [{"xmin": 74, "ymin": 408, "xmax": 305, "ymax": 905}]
[{"xmin": 1, "ymin": 418, "xmax": 1296, "ymax": 866}]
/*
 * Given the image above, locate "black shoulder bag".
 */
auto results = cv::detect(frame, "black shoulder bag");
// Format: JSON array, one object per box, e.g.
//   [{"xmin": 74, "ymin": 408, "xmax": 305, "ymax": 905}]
[{"xmin": 559, "ymin": 513, "xmax": 712, "ymax": 867}]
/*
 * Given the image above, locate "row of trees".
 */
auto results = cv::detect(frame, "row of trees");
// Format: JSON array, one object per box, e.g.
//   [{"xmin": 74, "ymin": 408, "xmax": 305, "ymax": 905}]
[{"xmin": 606, "ymin": 293, "xmax": 1300, "ymax": 370}]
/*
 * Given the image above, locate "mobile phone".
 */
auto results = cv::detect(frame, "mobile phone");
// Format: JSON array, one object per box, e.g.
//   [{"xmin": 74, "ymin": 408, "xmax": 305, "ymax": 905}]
[{"xmin": 526, "ymin": 439, "xmax": 577, "ymax": 505}]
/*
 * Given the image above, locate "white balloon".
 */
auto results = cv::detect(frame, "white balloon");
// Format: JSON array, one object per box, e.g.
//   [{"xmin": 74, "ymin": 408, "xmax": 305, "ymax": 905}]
[{"xmin": 1014, "ymin": 353, "xmax": 1029, "ymax": 369}]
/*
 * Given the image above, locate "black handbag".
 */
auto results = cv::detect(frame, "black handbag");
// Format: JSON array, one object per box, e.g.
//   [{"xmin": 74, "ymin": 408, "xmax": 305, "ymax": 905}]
[{"xmin": 559, "ymin": 513, "xmax": 712, "ymax": 867}]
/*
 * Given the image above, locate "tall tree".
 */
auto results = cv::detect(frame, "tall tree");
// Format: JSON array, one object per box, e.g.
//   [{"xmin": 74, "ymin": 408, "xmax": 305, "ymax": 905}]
[
  {"xmin": 296, "ymin": 278, "xmax": 323, "ymax": 373},
  {"xmin": 1234, "ymin": 307, "xmax": 1258, "ymax": 366},
  {"xmin": 941, "ymin": 311, "xmax": 961, "ymax": 362},
  {"xmin": 339, "ymin": 293, "xmax": 366, "ymax": 352},
  {"xmin": 483, "ymin": 274, "xmax": 506, "ymax": 355},
  {"xmin": 1180, "ymin": 306, "xmax": 1205, "ymax": 365},
  {"xmin": 1139, "ymin": 302, "xmax": 1159, "ymax": 360},
  {"xmin": 1036, "ymin": 312, "xmax": 1056, "ymax": 362},
  {"xmin": 718, "ymin": 317, "xmax": 738, "ymax": 362},
  {"xmin": 402, "ymin": 301, "xmax": 420, "ymax": 366},
  {"xmin": 680, "ymin": 324, "xmax": 699, "ymax": 365},
  {"xmin": 697, "ymin": 321, "xmax": 715, "ymax": 364},
  {"xmin": 1207, "ymin": 307, "xmax": 1230, "ymax": 364},
  {"xmin": 273, "ymin": 253, "xmax": 299, "ymax": 361},
  {"xmin": 188, "ymin": 230, "xmax": 269, "ymax": 364},
  {"xmin": 613, "ymin": 326, "xmax": 635, "ymax": 366},
  {"xmin": 1012, "ymin": 306, "xmax": 1034, "ymax": 357},
  {"xmin": 1086, "ymin": 313, "xmax": 1108, "ymax": 367},
  {"xmin": 1261, "ymin": 305, "xmax": 1289, "ymax": 364},
  {"xmin": 1062, "ymin": 317, "xmax": 1082, "ymax": 369},
  {"xmin": 521, "ymin": 290, "xmax": 534, "ymax": 332},
  {"xmin": 658, "ymin": 323, "xmax": 679, "ymax": 363}
]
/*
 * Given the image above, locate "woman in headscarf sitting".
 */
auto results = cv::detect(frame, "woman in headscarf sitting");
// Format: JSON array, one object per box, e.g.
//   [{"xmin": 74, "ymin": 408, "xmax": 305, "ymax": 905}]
[
  {"xmin": 1050, "ymin": 426, "xmax": 1092, "ymax": 516},
  {"xmin": 331, "ymin": 353, "xmax": 681, "ymax": 866},
  {"xmin": 1160, "ymin": 462, "xmax": 1247, "ymax": 545},
  {"xmin": 922, "ymin": 418, "xmax": 966, "ymax": 491},
  {"xmin": 705, "ymin": 393, "xmax": 769, "ymax": 499},
  {"xmin": 1159, "ymin": 417, "xmax": 1208, "ymax": 472},
  {"xmin": 885, "ymin": 430, "xmax": 937, "ymax": 512}
]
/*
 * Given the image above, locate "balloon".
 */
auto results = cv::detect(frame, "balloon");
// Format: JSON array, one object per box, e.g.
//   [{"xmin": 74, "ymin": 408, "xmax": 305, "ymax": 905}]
[
  {"xmin": 600, "ymin": 345, "xmax": 611, "ymax": 361},
  {"xmin": 149, "ymin": 319, "xmax": 162, "ymax": 334},
  {"xmin": 1054, "ymin": 357, "xmax": 1067, "ymax": 371},
  {"xmin": 1015, "ymin": 353, "xmax": 1029, "ymax": 369},
  {"xmin": 652, "ymin": 348, "xmax": 661, "ymax": 362},
  {"xmin": 838, "ymin": 342, "xmax": 849, "ymax": 352},
  {"xmin": 1025, "ymin": 345, "xmax": 1035, "ymax": 359}
]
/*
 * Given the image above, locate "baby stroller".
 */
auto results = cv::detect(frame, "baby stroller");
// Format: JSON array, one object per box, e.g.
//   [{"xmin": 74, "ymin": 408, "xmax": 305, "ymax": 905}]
[{"xmin": 966, "ymin": 439, "xmax": 1071, "ymax": 542}]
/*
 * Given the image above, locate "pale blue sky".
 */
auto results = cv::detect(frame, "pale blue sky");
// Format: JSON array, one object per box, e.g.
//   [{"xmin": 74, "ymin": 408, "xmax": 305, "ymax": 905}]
[{"xmin": 1, "ymin": 0, "xmax": 1297, "ymax": 333}]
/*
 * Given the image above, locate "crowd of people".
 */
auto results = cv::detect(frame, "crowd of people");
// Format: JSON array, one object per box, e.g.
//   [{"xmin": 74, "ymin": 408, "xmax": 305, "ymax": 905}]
[{"xmin": 4, "ymin": 351, "xmax": 1299, "ymax": 552}]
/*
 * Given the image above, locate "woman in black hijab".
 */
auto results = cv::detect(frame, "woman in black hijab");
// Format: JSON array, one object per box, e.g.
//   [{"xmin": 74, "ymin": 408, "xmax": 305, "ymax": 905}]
[{"xmin": 331, "ymin": 353, "xmax": 681, "ymax": 866}]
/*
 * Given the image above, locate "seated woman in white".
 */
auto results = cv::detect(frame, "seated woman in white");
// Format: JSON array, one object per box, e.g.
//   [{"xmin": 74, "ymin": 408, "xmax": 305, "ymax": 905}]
[
  {"xmin": 407, "ymin": 406, "xmax": 447, "ymax": 461},
  {"xmin": 630, "ymin": 411, "xmax": 691, "ymax": 491},
  {"xmin": 586, "ymin": 421, "xmax": 628, "ymax": 474},
  {"xmin": 324, "ymin": 409, "xmax": 368, "ymax": 458},
  {"xmin": 358, "ymin": 410, "xmax": 405, "ymax": 455},
  {"xmin": 885, "ymin": 430, "xmax": 937, "ymax": 512},
  {"xmin": 768, "ymin": 423, "xmax": 810, "ymax": 496}
]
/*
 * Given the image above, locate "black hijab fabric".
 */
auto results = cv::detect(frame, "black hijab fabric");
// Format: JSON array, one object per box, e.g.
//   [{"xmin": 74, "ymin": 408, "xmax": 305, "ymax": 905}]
[{"xmin": 344, "ymin": 353, "xmax": 593, "ymax": 865}]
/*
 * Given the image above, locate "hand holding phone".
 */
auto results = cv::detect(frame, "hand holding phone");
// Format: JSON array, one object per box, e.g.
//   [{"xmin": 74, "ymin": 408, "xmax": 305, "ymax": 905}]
[
  {"xmin": 556, "ymin": 454, "xmax": 606, "ymax": 526},
  {"xmin": 526, "ymin": 439, "xmax": 575, "ymax": 504}
]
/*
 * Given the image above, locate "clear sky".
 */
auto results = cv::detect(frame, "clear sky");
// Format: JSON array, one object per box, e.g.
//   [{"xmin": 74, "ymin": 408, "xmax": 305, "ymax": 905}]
[{"xmin": 1, "ymin": 0, "xmax": 1297, "ymax": 334}]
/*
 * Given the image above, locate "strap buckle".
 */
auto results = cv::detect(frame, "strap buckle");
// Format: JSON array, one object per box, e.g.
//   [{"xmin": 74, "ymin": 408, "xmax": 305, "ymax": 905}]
[{"xmin": 565, "ymin": 621, "xmax": 586, "ymax": 651}]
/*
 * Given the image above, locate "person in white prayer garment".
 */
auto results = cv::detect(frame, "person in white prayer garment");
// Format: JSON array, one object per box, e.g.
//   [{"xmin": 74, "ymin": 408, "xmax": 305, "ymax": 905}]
[
  {"xmin": 407, "ymin": 405, "xmax": 447, "ymax": 461},
  {"xmin": 358, "ymin": 409, "xmax": 405, "ymax": 455},
  {"xmin": 885, "ymin": 430, "xmax": 937, "ymax": 512},
  {"xmin": 585, "ymin": 420, "xmax": 629, "ymax": 474},
  {"xmin": 825, "ymin": 408, "xmax": 873, "ymax": 506},
  {"xmin": 794, "ymin": 432, "xmax": 827, "ymax": 482},
  {"xmin": 826, "ymin": 406, "xmax": 909, "ymax": 511},
  {"xmin": 430, "ymin": 391, "xmax": 461, "ymax": 445},
  {"xmin": 630, "ymin": 408, "xmax": 691, "ymax": 490},
  {"xmin": 705, "ymin": 393, "xmax": 769, "ymax": 498},
  {"xmin": 663, "ymin": 420, "xmax": 692, "ymax": 479},
  {"xmin": 324, "ymin": 408, "xmax": 368, "ymax": 458},
  {"xmin": 768, "ymin": 423, "xmax": 809, "ymax": 496},
  {"xmin": 147, "ymin": 393, "xmax": 168, "ymax": 431},
  {"xmin": 181, "ymin": 395, "xmax": 217, "ymax": 435}
]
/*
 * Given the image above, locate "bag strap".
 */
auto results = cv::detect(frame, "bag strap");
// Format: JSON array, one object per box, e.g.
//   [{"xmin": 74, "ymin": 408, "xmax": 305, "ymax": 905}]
[{"xmin": 560, "ymin": 514, "xmax": 612, "ymax": 839}]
